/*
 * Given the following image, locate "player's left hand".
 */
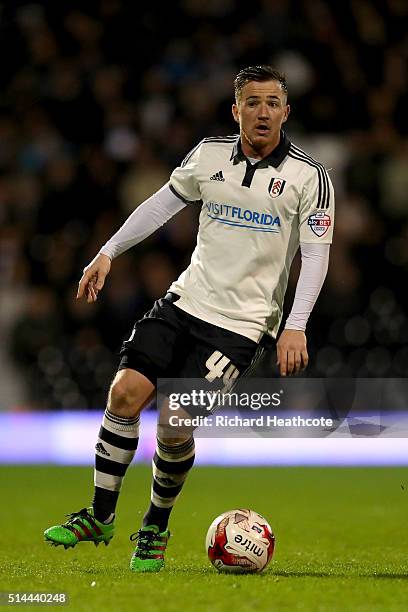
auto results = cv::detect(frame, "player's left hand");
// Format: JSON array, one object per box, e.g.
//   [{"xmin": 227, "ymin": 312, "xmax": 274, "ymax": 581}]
[{"xmin": 276, "ymin": 329, "xmax": 308, "ymax": 377}]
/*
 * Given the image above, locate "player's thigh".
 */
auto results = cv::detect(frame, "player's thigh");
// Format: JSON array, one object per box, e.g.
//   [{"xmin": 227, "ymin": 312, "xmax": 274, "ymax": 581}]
[{"xmin": 118, "ymin": 294, "xmax": 187, "ymax": 384}]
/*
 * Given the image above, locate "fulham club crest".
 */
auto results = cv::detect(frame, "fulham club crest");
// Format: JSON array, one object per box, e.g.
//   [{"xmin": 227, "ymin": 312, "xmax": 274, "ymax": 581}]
[
  {"xmin": 268, "ymin": 177, "xmax": 286, "ymax": 198},
  {"xmin": 308, "ymin": 212, "xmax": 331, "ymax": 237}
]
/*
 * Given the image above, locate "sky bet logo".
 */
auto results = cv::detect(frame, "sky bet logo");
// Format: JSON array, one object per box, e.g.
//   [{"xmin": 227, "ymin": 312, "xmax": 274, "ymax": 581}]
[
  {"xmin": 206, "ymin": 201, "xmax": 281, "ymax": 233},
  {"xmin": 307, "ymin": 212, "xmax": 331, "ymax": 237}
]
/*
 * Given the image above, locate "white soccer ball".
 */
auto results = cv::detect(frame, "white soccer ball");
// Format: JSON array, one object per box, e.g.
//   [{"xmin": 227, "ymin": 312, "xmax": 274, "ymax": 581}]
[{"xmin": 205, "ymin": 508, "xmax": 275, "ymax": 573}]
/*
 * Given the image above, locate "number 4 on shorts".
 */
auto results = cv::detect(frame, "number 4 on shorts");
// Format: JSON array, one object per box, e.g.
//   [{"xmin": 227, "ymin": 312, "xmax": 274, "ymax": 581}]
[{"xmin": 205, "ymin": 351, "xmax": 239, "ymax": 383}]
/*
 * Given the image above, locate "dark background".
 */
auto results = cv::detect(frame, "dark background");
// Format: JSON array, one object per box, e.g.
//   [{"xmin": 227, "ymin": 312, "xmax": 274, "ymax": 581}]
[{"xmin": 1, "ymin": 0, "xmax": 407, "ymax": 409}]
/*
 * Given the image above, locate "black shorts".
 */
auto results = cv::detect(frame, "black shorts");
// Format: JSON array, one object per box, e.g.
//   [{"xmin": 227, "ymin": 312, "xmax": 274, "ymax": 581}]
[{"xmin": 118, "ymin": 293, "xmax": 269, "ymax": 386}]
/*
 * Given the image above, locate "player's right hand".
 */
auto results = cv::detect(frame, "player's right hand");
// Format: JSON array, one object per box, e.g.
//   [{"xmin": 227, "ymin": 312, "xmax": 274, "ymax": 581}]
[{"xmin": 76, "ymin": 253, "xmax": 111, "ymax": 303}]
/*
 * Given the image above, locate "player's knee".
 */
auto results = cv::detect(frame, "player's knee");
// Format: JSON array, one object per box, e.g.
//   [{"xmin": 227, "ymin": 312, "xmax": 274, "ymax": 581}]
[
  {"xmin": 157, "ymin": 433, "xmax": 194, "ymax": 447},
  {"xmin": 108, "ymin": 372, "xmax": 146, "ymax": 417},
  {"xmin": 108, "ymin": 379, "xmax": 135, "ymax": 414}
]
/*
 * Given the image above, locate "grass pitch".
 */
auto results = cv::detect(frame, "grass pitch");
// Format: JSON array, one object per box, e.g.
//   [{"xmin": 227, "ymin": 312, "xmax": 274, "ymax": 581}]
[{"xmin": 1, "ymin": 465, "xmax": 408, "ymax": 611}]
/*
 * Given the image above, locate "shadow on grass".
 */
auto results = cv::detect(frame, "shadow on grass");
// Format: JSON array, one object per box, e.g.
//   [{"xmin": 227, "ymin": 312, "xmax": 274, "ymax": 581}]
[
  {"xmin": 272, "ymin": 570, "xmax": 408, "ymax": 580},
  {"xmin": 6, "ymin": 560, "xmax": 408, "ymax": 581},
  {"xmin": 129, "ymin": 567, "xmax": 408, "ymax": 580}
]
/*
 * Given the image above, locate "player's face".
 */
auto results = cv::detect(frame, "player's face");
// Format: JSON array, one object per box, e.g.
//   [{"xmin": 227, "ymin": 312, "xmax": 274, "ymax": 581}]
[{"xmin": 232, "ymin": 80, "xmax": 290, "ymax": 158}]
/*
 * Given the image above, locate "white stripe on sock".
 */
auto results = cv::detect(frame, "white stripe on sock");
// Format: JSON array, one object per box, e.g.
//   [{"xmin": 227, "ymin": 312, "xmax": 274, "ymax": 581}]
[
  {"xmin": 151, "ymin": 488, "xmax": 179, "ymax": 509},
  {"xmin": 102, "ymin": 415, "xmax": 140, "ymax": 438},
  {"xmin": 156, "ymin": 444, "xmax": 195, "ymax": 463},
  {"xmin": 95, "ymin": 440, "xmax": 136, "ymax": 464},
  {"xmin": 94, "ymin": 470, "xmax": 122, "ymax": 491}
]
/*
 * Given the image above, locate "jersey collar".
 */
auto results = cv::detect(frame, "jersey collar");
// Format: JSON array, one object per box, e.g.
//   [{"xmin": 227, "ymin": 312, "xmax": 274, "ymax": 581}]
[{"xmin": 230, "ymin": 130, "xmax": 291, "ymax": 168}]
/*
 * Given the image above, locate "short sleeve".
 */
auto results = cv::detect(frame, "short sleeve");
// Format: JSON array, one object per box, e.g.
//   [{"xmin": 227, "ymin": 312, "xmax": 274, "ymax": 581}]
[
  {"xmin": 299, "ymin": 165, "xmax": 335, "ymax": 244},
  {"xmin": 169, "ymin": 141, "xmax": 203, "ymax": 203}
]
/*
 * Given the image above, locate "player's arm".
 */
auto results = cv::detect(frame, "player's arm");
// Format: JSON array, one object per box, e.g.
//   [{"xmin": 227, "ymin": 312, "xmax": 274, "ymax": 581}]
[
  {"xmin": 77, "ymin": 183, "xmax": 186, "ymax": 303},
  {"xmin": 277, "ymin": 243, "xmax": 330, "ymax": 376},
  {"xmin": 78, "ymin": 141, "xmax": 203, "ymax": 303},
  {"xmin": 277, "ymin": 163, "xmax": 335, "ymax": 376}
]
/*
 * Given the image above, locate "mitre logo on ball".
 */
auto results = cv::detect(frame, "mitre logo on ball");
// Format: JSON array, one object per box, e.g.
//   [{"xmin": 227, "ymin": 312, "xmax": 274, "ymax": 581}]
[
  {"xmin": 307, "ymin": 212, "xmax": 331, "ymax": 237},
  {"xmin": 205, "ymin": 508, "xmax": 275, "ymax": 573}
]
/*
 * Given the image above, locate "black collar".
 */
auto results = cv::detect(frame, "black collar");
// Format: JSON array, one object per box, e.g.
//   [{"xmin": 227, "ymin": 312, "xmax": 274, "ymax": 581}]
[{"xmin": 230, "ymin": 130, "xmax": 291, "ymax": 168}]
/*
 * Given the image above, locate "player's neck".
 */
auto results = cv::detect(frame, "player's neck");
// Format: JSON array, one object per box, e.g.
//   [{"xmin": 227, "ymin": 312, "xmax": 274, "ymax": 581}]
[{"xmin": 240, "ymin": 132, "xmax": 280, "ymax": 160}]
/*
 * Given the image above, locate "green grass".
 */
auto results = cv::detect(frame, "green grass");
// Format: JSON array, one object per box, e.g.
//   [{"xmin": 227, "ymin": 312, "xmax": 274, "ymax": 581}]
[{"xmin": 1, "ymin": 466, "xmax": 408, "ymax": 611}]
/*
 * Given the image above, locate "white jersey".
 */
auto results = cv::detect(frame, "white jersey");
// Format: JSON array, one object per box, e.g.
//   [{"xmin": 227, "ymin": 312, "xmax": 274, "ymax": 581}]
[{"xmin": 168, "ymin": 132, "xmax": 334, "ymax": 343}]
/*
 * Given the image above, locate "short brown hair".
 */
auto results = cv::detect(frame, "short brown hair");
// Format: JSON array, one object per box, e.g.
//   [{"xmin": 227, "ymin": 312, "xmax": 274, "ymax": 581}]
[{"xmin": 234, "ymin": 65, "xmax": 288, "ymax": 101}]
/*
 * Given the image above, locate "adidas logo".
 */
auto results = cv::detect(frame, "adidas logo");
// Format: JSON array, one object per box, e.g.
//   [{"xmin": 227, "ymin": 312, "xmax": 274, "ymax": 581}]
[
  {"xmin": 95, "ymin": 442, "xmax": 110, "ymax": 457},
  {"xmin": 156, "ymin": 476, "xmax": 177, "ymax": 486},
  {"xmin": 210, "ymin": 170, "xmax": 225, "ymax": 181}
]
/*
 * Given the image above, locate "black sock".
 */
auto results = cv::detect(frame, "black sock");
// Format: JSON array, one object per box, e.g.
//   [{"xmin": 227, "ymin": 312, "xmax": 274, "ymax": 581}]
[
  {"xmin": 92, "ymin": 409, "xmax": 139, "ymax": 522},
  {"xmin": 143, "ymin": 437, "xmax": 195, "ymax": 531}
]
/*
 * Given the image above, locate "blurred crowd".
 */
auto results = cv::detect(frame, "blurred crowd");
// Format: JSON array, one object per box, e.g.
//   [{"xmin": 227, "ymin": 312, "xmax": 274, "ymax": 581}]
[{"xmin": 0, "ymin": 0, "xmax": 407, "ymax": 409}]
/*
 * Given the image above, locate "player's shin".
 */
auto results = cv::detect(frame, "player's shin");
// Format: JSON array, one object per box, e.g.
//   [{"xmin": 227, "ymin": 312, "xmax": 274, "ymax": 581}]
[
  {"xmin": 143, "ymin": 436, "xmax": 195, "ymax": 531},
  {"xmin": 93, "ymin": 408, "xmax": 140, "ymax": 522}
]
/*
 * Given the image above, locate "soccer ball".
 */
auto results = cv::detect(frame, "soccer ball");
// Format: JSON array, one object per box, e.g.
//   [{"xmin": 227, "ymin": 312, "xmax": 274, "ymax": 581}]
[{"xmin": 205, "ymin": 508, "xmax": 275, "ymax": 573}]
